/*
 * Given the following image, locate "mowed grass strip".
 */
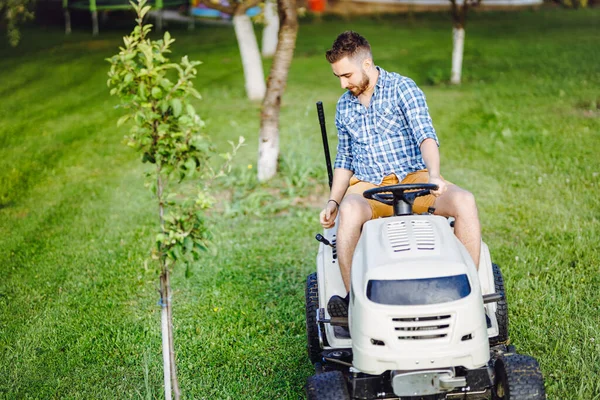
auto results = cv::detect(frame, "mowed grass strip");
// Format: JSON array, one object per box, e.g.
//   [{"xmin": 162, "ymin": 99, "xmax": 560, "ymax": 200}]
[{"xmin": 0, "ymin": 7, "xmax": 599, "ymax": 399}]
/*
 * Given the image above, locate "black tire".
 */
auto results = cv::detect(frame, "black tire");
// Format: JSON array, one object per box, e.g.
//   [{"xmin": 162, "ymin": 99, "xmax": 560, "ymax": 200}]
[
  {"xmin": 490, "ymin": 263, "xmax": 509, "ymax": 346},
  {"xmin": 493, "ymin": 354, "xmax": 546, "ymax": 400},
  {"xmin": 307, "ymin": 370, "xmax": 350, "ymax": 400},
  {"xmin": 306, "ymin": 272, "xmax": 327, "ymax": 364}
]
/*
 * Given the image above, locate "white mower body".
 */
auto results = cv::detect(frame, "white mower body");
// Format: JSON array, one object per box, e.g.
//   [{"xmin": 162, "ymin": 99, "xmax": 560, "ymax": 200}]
[{"xmin": 316, "ymin": 213, "xmax": 500, "ymax": 375}]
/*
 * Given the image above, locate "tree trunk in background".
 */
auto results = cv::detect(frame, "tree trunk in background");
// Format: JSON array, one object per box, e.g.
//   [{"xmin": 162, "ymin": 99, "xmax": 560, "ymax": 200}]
[
  {"xmin": 233, "ymin": 14, "xmax": 266, "ymax": 101},
  {"xmin": 257, "ymin": 0, "xmax": 298, "ymax": 181},
  {"xmin": 92, "ymin": 11, "xmax": 99, "ymax": 36},
  {"xmin": 262, "ymin": 0, "xmax": 279, "ymax": 57},
  {"xmin": 451, "ymin": 26, "xmax": 465, "ymax": 84}
]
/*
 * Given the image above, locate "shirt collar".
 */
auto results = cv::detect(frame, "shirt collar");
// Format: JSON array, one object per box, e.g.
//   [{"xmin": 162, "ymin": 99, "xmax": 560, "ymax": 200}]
[{"xmin": 375, "ymin": 66, "xmax": 386, "ymax": 89}]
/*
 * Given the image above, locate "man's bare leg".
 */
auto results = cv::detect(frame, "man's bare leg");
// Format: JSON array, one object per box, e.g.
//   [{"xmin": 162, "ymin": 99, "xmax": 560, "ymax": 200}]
[
  {"xmin": 433, "ymin": 185, "xmax": 481, "ymax": 268},
  {"xmin": 336, "ymin": 194, "xmax": 373, "ymax": 292}
]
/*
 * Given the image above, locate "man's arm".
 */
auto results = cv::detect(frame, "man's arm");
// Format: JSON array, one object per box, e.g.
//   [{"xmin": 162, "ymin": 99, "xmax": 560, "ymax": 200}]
[
  {"xmin": 396, "ymin": 78, "xmax": 445, "ymax": 197},
  {"xmin": 320, "ymin": 102, "xmax": 355, "ymax": 228},
  {"xmin": 397, "ymin": 78, "xmax": 439, "ymax": 148},
  {"xmin": 420, "ymin": 138, "xmax": 447, "ymax": 197},
  {"xmin": 329, "ymin": 168, "xmax": 353, "ymax": 204},
  {"xmin": 320, "ymin": 168, "xmax": 353, "ymax": 229}
]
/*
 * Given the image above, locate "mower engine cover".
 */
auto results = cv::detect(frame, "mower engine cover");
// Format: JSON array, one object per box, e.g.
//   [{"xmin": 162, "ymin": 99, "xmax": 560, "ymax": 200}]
[{"xmin": 350, "ymin": 214, "xmax": 489, "ymax": 375}]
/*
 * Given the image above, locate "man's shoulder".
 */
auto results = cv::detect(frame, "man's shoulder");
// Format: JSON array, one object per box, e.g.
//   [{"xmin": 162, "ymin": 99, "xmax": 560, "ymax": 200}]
[
  {"xmin": 336, "ymin": 91, "xmax": 353, "ymax": 106},
  {"xmin": 380, "ymin": 68, "xmax": 418, "ymax": 92}
]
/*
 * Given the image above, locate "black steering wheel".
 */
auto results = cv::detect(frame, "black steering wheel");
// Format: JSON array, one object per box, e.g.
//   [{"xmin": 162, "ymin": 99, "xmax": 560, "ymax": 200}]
[{"xmin": 363, "ymin": 183, "xmax": 439, "ymax": 216}]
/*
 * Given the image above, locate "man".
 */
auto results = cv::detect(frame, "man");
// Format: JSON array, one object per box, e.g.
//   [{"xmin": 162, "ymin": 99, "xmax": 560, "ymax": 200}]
[{"xmin": 320, "ymin": 31, "xmax": 481, "ymax": 318}]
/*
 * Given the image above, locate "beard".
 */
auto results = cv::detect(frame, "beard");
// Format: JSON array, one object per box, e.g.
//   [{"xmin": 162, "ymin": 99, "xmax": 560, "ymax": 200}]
[{"xmin": 348, "ymin": 71, "xmax": 370, "ymax": 97}]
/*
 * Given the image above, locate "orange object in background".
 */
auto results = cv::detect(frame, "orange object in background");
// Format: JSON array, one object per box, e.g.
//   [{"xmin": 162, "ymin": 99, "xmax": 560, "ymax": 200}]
[{"xmin": 308, "ymin": 0, "xmax": 325, "ymax": 12}]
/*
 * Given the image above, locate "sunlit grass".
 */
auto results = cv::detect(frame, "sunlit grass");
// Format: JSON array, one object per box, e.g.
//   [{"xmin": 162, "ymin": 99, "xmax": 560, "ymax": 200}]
[{"xmin": 0, "ymin": 7, "xmax": 599, "ymax": 399}]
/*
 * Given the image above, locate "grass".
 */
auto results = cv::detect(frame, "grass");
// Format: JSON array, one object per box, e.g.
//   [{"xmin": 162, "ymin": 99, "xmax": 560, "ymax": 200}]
[{"xmin": 1, "ymin": 6, "xmax": 599, "ymax": 399}]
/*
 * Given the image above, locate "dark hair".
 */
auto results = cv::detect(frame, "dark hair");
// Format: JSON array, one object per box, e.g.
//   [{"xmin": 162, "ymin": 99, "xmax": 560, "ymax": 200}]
[{"xmin": 325, "ymin": 31, "xmax": 372, "ymax": 64}]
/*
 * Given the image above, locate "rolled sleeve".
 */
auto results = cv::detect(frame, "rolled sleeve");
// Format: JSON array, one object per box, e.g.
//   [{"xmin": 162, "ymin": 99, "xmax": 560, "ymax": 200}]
[{"xmin": 397, "ymin": 78, "xmax": 439, "ymax": 147}]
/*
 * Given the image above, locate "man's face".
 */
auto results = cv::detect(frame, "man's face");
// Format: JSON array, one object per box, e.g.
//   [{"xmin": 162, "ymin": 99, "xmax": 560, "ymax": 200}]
[{"xmin": 331, "ymin": 56, "xmax": 370, "ymax": 97}]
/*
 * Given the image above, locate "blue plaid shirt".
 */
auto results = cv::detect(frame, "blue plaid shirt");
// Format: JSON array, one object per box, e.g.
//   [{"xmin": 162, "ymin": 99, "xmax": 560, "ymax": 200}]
[{"xmin": 334, "ymin": 67, "xmax": 439, "ymax": 185}]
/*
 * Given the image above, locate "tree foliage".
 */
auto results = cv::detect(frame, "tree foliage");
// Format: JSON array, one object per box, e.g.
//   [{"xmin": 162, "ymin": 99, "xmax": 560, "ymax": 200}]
[
  {"xmin": 449, "ymin": 0, "xmax": 480, "ymax": 29},
  {"xmin": 197, "ymin": 0, "xmax": 259, "ymax": 16},
  {"xmin": 107, "ymin": 0, "xmax": 242, "ymax": 271},
  {"xmin": 550, "ymin": 0, "xmax": 589, "ymax": 8},
  {"xmin": 1, "ymin": 0, "xmax": 34, "ymax": 46}
]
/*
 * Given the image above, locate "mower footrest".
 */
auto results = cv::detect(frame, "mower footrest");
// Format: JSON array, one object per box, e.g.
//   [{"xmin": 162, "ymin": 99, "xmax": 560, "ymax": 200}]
[{"xmin": 317, "ymin": 308, "xmax": 348, "ymax": 326}]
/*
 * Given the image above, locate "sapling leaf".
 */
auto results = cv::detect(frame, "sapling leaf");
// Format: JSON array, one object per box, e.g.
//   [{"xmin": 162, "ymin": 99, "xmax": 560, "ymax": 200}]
[
  {"xmin": 184, "ymin": 159, "xmax": 196, "ymax": 174},
  {"xmin": 171, "ymin": 98, "xmax": 182, "ymax": 117},
  {"xmin": 140, "ymin": 5, "xmax": 152, "ymax": 18},
  {"xmin": 160, "ymin": 101, "xmax": 168, "ymax": 114},
  {"xmin": 195, "ymin": 242, "xmax": 207, "ymax": 252},
  {"xmin": 184, "ymin": 236, "xmax": 193, "ymax": 253},
  {"xmin": 188, "ymin": 88, "xmax": 202, "ymax": 100},
  {"xmin": 117, "ymin": 115, "xmax": 130, "ymax": 127}
]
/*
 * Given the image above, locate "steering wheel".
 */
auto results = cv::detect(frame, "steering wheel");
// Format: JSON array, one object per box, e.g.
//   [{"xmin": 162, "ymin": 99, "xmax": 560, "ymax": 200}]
[{"xmin": 363, "ymin": 183, "xmax": 439, "ymax": 216}]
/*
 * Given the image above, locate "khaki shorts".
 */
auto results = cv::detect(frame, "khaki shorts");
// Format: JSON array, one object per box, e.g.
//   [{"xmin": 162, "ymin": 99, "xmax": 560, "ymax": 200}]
[{"xmin": 345, "ymin": 170, "xmax": 451, "ymax": 219}]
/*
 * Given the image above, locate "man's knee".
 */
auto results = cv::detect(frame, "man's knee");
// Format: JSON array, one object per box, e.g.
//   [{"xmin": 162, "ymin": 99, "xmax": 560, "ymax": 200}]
[
  {"xmin": 339, "ymin": 195, "xmax": 372, "ymax": 224},
  {"xmin": 436, "ymin": 187, "xmax": 478, "ymax": 218},
  {"xmin": 456, "ymin": 189, "xmax": 476, "ymax": 206},
  {"xmin": 452, "ymin": 189, "xmax": 478, "ymax": 216}
]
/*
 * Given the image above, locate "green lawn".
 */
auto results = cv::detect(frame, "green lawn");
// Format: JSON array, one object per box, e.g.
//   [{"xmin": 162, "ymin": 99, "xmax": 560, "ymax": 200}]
[{"xmin": 1, "ymin": 7, "xmax": 599, "ymax": 399}]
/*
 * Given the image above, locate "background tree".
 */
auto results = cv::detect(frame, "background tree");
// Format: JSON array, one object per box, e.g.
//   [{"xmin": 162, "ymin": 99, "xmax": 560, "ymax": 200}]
[
  {"xmin": 106, "ymin": 1, "xmax": 242, "ymax": 398},
  {"xmin": 257, "ymin": 0, "xmax": 298, "ymax": 181},
  {"xmin": 261, "ymin": 0, "xmax": 279, "ymax": 57},
  {"xmin": 449, "ymin": 0, "xmax": 480, "ymax": 84},
  {"xmin": 198, "ymin": 0, "xmax": 266, "ymax": 100},
  {"xmin": 0, "ymin": 0, "xmax": 34, "ymax": 46},
  {"xmin": 549, "ymin": 0, "xmax": 590, "ymax": 8}
]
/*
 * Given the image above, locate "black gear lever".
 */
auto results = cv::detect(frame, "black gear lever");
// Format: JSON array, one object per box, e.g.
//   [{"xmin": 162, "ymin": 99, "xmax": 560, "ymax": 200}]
[{"xmin": 315, "ymin": 233, "xmax": 334, "ymax": 248}]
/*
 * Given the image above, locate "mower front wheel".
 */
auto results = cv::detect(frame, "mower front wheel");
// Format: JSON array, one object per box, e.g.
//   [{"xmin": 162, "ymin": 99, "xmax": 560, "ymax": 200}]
[
  {"xmin": 490, "ymin": 263, "xmax": 509, "ymax": 346},
  {"xmin": 307, "ymin": 370, "xmax": 350, "ymax": 400},
  {"xmin": 306, "ymin": 272, "xmax": 327, "ymax": 364},
  {"xmin": 493, "ymin": 354, "xmax": 545, "ymax": 400}
]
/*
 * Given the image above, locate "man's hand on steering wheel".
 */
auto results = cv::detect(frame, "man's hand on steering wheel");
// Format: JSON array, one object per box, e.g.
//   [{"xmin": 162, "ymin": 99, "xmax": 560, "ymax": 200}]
[{"xmin": 428, "ymin": 175, "xmax": 447, "ymax": 197}]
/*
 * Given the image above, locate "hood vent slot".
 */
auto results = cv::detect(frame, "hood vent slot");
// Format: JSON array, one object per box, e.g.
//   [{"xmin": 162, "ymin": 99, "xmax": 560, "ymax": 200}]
[
  {"xmin": 412, "ymin": 220, "xmax": 436, "ymax": 250},
  {"xmin": 386, "ymin": 221, "xmax": 410, "ymax": 252}
]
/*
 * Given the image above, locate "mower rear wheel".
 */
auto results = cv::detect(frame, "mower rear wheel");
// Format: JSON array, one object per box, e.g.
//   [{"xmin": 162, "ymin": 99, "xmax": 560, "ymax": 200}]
[
  {"xmin": 306, "ymin": 370, "xmax": 350, "ymax": 400},
  {"xmin": 306, "ymin": 272, "xmax": 327, "ymax": 364},
  {"xmin": 490, "ymin": 263, "xmax": 509, "ymax": 346},
  {"xmin": 493, "ymin": 354, "xmax": 546, "ymax": 400}
]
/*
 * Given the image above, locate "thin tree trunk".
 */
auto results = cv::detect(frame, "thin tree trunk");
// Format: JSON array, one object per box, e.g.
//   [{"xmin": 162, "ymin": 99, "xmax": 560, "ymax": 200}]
[
  {"xmin": 65, "ymin": 10, "xmax": 71, "ymax": 34},
  {"xmin": 157, "ymin": 170, "xmax": 180, "ymax": 400},
  {"xmin": 92, "ymin": 10, "xmax": 99, "ymax": 36},
  {"xmin": 165, "ymin": 271, "xmax": 180, "ymax": 400},
  {"xmin": 160, "ymin": 274, "xmax": 172, "ymax": 400},
  {"xmin": 233, "ymin": 14, "xmax": 266, "ymax": 101},
  {"xmin": 451, "ymin": 26, "xmax": 465, "ymax": 85},
  {"xmin": 257, "ymin": 0, "xmax": 298, "ymax": 181},
  {"xmin": 261, "ymin": 0, "xmax": 279, "ymax": 57}
]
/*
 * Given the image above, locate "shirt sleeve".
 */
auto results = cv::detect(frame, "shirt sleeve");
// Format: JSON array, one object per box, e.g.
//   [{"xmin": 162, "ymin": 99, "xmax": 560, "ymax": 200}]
[
  {"xmin": 397, "ymin": 78, "xmax": 439, "ymax": 147},
  {"xmin": 333, "ymin": 106, "xmax": 353, "ymax": 171}
]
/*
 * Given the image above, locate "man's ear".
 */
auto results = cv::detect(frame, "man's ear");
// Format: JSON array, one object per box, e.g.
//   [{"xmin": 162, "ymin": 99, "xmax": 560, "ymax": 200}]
[{"xmin": 362, "ymin": 57, "xmax": 373, "ymax": 71}]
